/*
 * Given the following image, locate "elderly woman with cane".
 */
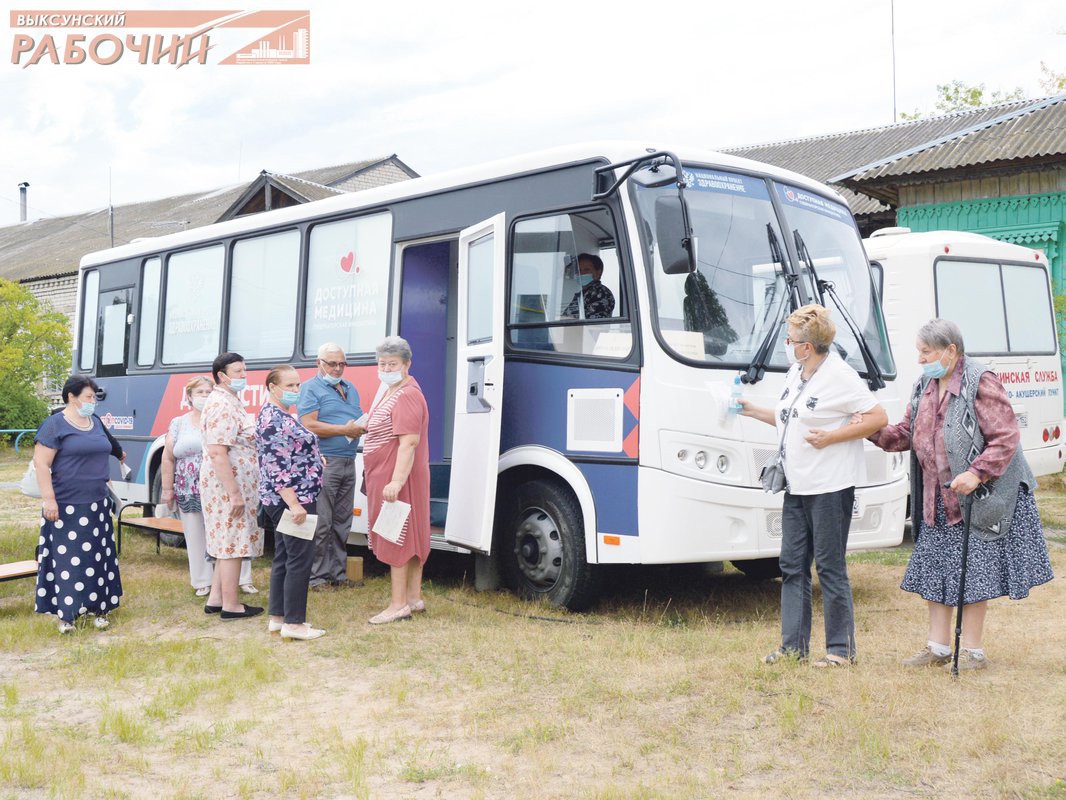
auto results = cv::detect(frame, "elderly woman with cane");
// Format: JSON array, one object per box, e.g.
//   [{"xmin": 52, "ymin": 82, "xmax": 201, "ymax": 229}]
[{"xmin": 867, "ymin": 319, "xmax": 1053, "ymax": 671}]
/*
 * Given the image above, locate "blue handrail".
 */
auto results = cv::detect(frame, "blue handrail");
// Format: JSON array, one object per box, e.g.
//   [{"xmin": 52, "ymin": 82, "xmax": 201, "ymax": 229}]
[{"xmin": 0, "ymin": 429, "xmax": 36, "ymax": 453}]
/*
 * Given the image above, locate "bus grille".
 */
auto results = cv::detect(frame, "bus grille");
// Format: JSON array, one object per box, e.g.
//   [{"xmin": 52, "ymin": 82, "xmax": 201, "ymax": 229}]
[{"xmin": 765, "ymin": 511, "xmax": 783, "ymax": 538}]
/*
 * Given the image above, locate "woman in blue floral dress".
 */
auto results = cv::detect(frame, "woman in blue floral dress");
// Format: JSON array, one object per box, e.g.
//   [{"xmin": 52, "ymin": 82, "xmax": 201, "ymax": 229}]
[{"xmin": 256, "ymin": 365, "xmax": 325, "ymax": 641}]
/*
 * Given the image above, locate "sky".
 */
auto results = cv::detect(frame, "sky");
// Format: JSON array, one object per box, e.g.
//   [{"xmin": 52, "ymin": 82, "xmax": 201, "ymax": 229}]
[{"xmin": 0, "ymin": 0, "xmax": 1063, "ymax": 226}]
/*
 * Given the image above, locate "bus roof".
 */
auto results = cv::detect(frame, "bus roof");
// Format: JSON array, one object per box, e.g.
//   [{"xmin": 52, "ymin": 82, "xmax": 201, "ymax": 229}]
[
  {"xmin": 863, "ymin": 229, "xmax": 1047, "ymax": 264},
  {"xmin": 80, "ymin": 141, "xmax": 846, "ymax": 269}
]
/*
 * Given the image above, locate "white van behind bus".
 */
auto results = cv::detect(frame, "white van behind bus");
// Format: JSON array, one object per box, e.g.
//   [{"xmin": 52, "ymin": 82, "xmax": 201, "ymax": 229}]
[{"xmin": 866, "ymin": 228, "xmax": 1065, "ymax": 477}]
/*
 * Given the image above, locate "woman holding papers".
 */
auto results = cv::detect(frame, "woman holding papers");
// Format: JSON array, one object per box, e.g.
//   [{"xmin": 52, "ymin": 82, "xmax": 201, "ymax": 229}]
[
  {"xmin": 256, "ymin": 365, "xmax": 325, "ymax": 640},
  {"xmin": 363, "ymin": 336, "xmax": 431, "ymax": 625}
]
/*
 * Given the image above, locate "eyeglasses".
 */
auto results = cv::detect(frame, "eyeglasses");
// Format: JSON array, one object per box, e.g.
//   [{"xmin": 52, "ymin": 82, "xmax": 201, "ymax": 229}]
[
  {"xmin": 319, "ymin": 359, "xmax": 346, "ymax": 369},
  {"xmin": 785, "ymin": 338, "xmax": 808, "ymax": 346}
]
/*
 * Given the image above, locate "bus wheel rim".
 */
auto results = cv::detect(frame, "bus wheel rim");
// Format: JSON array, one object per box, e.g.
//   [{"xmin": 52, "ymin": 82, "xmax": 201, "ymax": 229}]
[{"xmin": 513, "ymin": 506, "xmax": 563, "ymax": 589}]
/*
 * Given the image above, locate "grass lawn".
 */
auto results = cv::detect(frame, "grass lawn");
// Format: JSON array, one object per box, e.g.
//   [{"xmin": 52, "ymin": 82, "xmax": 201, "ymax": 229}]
[{"xmin": 0, "ymin": 447, "xmax": 1063, "ymax": 799}]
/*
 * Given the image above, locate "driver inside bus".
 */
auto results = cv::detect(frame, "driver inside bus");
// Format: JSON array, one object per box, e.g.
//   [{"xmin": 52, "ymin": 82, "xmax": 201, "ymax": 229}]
[{"xmin": 561, "ymin": 253, "xmax": 615, "ymax": 320}]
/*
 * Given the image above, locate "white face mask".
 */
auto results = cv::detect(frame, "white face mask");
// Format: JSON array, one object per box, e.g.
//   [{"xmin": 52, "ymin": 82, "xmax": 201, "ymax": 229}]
[
  {"xmin": 191, "ymin": 397, "xmax": 208, "ymax": 412},
  {"xmin": 379, "ymin": 370, "xmax": 403, "ymax": 387},
  {"xmin": 785, "ymin": 342, "xmax": 808, "ymax": 365}
]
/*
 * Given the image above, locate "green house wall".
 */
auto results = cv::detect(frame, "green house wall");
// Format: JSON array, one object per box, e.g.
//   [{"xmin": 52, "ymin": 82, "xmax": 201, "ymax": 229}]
[{"xmin": 897, "ymin": 190, "xmax": 1066, "ymax": 411}]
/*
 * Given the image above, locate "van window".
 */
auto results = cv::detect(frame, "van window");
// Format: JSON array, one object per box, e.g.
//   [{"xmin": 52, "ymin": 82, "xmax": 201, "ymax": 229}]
[
  {"xmin": 935, "ymin": 259, "xmax": 1055, "ymax": 355},
  {"xmin": 304, "ymin": 212, "xmax": 392, "ymax": 356},
  {"xmin": 508, "ymin": 208, "xmax": 632, "ymax": 358},
  {"xmin": 1002, "ymin": 264, "xmax": 1056, "ymax": 352},
  {"xmin": 229, "ymin": 230, "xmax": 300, "ymax": 359},
  {"xmin": 162, "ymin": 245, "xmax": 225, "ymax": 364}
]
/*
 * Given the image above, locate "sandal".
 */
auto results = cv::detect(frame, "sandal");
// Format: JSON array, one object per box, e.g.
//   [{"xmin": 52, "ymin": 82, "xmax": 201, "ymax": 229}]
[
  {"xmin": 763, "ymin": 649, "xmax": 806, "ymax": 664},
  {"xmin": 812, "ymin": 654, "xmax": 854, "ymax": 668}
]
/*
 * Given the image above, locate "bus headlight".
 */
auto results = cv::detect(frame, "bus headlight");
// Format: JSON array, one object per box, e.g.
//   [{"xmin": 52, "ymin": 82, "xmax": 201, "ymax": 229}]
[
  {"xmin": 717, "ymin": 454, "xmax": 729, "ymax": 473},
  {"xmin": 694, "ymin": 451, "xmax": 707, "ymax": 470}
]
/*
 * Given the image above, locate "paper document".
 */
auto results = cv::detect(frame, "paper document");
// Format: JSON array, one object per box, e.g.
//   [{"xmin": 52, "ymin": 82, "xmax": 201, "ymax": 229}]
[
  {"xmin": 276, "ymin": 509, "xmax": 318, "ymax": 540},
  {"xmin": 120, "ymin": 462, "xmax": 133, "ymax": 480},
  {"xmin": 346, "ymin": 413, "xmax": 370, "ymax": 444},
  {"xmin": 372, "ymin": 500, "xmax": 411, "ymax": 544}
]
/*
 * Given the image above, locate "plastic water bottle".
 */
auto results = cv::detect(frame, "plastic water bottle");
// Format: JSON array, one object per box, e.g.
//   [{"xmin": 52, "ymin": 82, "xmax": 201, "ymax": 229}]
[{"xmin": 729, "ymin": 373, "xmax": 743, "ymax": 414}]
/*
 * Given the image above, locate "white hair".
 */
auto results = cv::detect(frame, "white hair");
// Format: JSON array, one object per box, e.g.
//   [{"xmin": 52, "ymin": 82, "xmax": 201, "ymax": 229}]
[
  {"xmin": 317, "ymin": 342, "xmax": 345, "ymax": 359},
  {"xmin": 375, "ymin": 336, "xmax": 412, "ymax": 362},
  {"xmin": 917, "ymin": 318, "xmax": 965, "ymax": 355}
]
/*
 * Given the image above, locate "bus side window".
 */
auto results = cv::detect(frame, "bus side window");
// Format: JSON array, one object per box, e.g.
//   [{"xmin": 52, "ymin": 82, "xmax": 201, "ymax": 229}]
[
  {"xmin": 137, "ymin": 258, "xmax": 161, "ymax": 367},
  {"xmin": 508, "ymin": 208, "xmax": 632, "ymax": 359},
  {"xmin": 96, "ymin": 287, "xmax": 133, "ymax": 378},
  {"xmin": 79, "ymin": 270, "xmax": 100, "ymax": 371}
]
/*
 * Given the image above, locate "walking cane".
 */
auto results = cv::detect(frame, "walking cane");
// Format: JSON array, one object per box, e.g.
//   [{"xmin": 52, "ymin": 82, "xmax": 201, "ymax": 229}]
[{"xmin": 951, "ymin": 488, "xmax": 975, "ymax": 679}]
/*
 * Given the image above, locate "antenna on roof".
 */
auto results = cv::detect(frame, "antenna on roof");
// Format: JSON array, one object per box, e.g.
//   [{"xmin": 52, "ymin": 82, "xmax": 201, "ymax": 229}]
[
  {"xmin": 108, "ymin": 167, "xmax": 114, "ymax": 248},
  {"xmin": 891, "ymin": 0, "xmax": 897, "ymax": 123}
]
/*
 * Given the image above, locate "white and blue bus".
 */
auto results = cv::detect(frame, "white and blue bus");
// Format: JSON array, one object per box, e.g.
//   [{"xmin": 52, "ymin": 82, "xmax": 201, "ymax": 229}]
[{"xmin": 75, "ymin": 143, "xmax": 907, "ymax": 609}]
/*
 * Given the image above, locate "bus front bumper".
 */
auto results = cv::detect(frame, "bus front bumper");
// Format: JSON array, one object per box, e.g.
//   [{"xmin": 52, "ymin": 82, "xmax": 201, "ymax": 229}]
[{"xmin": 596, "ymin": 467, "xmax": 908, "ymax": 565}]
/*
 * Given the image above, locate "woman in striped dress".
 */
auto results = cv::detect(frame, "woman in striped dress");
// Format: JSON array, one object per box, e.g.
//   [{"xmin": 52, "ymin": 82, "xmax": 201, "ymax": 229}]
[{"xmin": 363, "ymin": 336, "xmax": 431, "ymax": 625}]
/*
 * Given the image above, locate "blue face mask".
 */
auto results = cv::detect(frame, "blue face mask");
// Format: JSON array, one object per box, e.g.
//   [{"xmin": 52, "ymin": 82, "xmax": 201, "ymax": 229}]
[
  {"xmin": 228, "ymin": 378, "xmax": 247, "ymax": 392},
  {"xmin": 921, "ymin": 352, "xmax": 950, "ymax": 379},
  {"xmin": 77, "ymin": 401, "xmax": 96, "ymax": 418},
  {"xmin": 322, "ymin": 373, "xmax": 342, "ymax": 386},
  {"xmin": 379, "ymin": 370, "xmax": 403, "ymax": 386},
  {"xmin": 281, "ymin": 390, "xmax": 300, "ymax": 405},
  {"xmin": 577, "ymin": 274, "xmax": 594, "ymax": 288}
]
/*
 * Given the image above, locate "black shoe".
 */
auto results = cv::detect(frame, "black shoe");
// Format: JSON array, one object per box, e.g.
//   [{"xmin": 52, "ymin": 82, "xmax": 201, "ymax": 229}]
[
  {"xmin": 330, "ymin": 578, "xmax": 355, "ymax": 589},
  {"xmin": 220, "ymin": 605, "xmax": 264, "ymax": 621},
  {"xmin": 204, "ymin": 604, "xmax": 222, "ymax": 614}
]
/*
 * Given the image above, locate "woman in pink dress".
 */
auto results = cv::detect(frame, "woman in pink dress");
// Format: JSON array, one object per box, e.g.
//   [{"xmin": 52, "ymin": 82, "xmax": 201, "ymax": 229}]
[{"xmin": 363, "ymin": 336, "xmax": 431, "ymax": 624}]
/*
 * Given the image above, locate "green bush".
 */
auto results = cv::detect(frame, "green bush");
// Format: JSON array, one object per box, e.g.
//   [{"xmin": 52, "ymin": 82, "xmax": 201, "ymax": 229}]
[{"xmin": 0, "ymin": 280, "xmax": 71, "ymax": 430}]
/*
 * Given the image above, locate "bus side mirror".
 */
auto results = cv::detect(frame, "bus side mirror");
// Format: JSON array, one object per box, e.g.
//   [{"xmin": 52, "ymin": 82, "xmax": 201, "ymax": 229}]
[{"xmin": 654, "ymin": 195, "xmax": 697, "ymax": 275}]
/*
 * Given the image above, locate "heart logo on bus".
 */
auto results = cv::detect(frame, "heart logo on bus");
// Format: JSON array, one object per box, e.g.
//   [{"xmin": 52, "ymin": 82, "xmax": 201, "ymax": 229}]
[{"xmin": 340, "ymin": 251, "xmax": 355, "ymax": 272}]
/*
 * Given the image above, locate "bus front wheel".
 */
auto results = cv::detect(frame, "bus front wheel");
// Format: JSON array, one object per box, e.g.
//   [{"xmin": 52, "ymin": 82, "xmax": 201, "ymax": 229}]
[{"xmin": 498, "ymin": 478, "xmax": 601, "ymax": 611}]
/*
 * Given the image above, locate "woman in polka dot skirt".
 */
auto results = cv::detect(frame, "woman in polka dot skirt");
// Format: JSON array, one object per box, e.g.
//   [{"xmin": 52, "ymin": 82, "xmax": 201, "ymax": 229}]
[{"xmin": 32, "ymin": 375, "xmax": 125, "ymax": 634}]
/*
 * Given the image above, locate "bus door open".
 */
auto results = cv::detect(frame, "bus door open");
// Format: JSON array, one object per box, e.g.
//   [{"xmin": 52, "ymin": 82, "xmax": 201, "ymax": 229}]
[{"xmin": 444, "ymin": 214, "xmax": 507, "ymax": 553}]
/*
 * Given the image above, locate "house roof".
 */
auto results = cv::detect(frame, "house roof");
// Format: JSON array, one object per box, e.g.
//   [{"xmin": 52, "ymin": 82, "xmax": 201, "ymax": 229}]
[
  {"xmin": 722, "ymin": 98, "xmax": 1042, "ymax": 216},
  {"xmin": 831, "ymin": 94, "xmax": 1066, "ymax": 204},
  {"xmin": 0, "ymin": 156, "xmax": 416, "ymax": 282}
]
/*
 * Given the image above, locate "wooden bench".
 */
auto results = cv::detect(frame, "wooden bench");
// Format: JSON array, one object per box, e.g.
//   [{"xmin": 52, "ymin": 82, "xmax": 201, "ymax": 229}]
[
  {"xmin": 0, "ymin": 560, "xmax": 38, "ymax": 583},
  {"xmin": 117, "ymin": 514, "xmax": 184, "ymax": 555}
]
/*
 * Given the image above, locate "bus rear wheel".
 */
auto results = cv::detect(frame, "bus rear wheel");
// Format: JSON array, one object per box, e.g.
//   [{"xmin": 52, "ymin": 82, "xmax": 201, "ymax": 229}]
[
  {"xmin": 498, "ymin": 478, "xmax": 601, "ymax": 611},
  {"xmin": 731, "ymin": 557, "xmax": 781, "ymax": 580}
]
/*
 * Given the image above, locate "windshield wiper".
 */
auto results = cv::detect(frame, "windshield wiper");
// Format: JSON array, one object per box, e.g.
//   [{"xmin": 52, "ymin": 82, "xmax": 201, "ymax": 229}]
[
  {"xmin": 742, "ymin": 225, "xmax": 796, "ymax": 385},
  {"xmin": 793, "ymin": 229, "xmax": 886, "ymax": 391}
]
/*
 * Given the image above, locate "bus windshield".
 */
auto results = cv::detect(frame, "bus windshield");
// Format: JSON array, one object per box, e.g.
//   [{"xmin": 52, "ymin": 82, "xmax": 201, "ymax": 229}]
[
  {"xmin": 632, "ymin": 169, "xmax": 894, "ymax": 377},
  {"xmin": 773, "ymin": 182, "xmax": 894, "ymax": 377},
  {"xmin": 632, "ymin": 169, "xmax": 793, "ymax": 366}
]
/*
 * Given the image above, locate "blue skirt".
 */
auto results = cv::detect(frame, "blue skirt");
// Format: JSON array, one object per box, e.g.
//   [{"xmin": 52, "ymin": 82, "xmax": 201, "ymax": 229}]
[
  {"xmin": 35, "ymin": 496, "xmax": 123, "ymax": 621},
  {"xmin": 901, "ymin": 488, "xmax": 1054, "ymax": 606}
]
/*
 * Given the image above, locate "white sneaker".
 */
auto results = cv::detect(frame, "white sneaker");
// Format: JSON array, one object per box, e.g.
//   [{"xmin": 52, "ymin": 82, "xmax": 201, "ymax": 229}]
[
  {"xmin": 267, "ymin": 619, "xmax": 283, "ymax": 633},
  {"xmin": 93, "ymin": 615, "xmax": 110, "ymax": 630},
  {"xmin": 240, "ymin": 584, "xmax": 259, "ymax": 594},
  {"xmin": 195, "ymin": 587, "xmax": 211, "ymax": 597},
  {"xmin": 57, "ymin": 621, "xmax": 75, "ymax": 634}
]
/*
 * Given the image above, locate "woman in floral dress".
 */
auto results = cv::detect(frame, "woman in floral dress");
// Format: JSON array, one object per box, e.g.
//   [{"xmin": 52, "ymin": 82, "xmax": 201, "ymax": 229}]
[
  {"xmin": 200, "ymin": 352, "xmax": 263, "ymax": 620},
  {"xmin": 161, "ymin": 376, "xmax": 255, "ymax": 596}
]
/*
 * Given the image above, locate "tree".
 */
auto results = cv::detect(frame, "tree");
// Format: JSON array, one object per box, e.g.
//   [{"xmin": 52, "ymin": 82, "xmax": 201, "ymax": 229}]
[
  {"xmin": 1040, "ymin": 62, "xmax": 1066, "ymax": 94},
  {"xmin": 0, "ymin": 280, "xmax": 72, "ymax": 430},
  {"xmin": 899, "ymin": 80, "xmax": 1026, "ymax": 121}
]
